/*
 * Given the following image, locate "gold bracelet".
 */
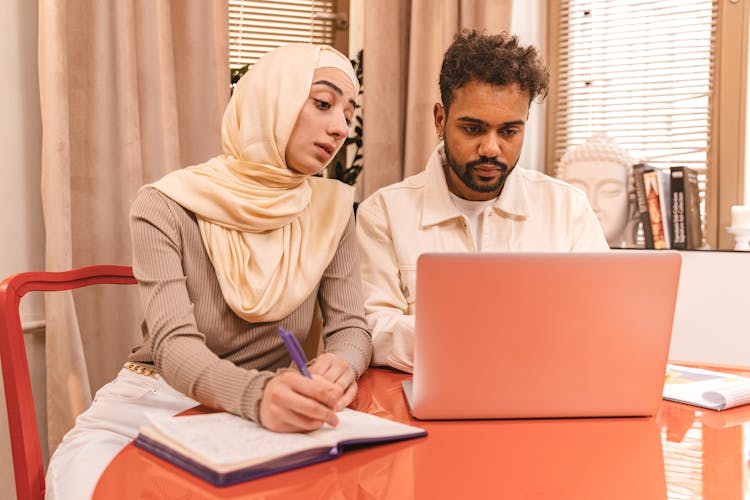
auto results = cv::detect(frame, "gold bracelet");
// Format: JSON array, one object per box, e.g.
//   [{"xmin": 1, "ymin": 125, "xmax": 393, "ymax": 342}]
[{"xmin": 124, "ymin": 361, "xmax": 159, "ymax": 378}]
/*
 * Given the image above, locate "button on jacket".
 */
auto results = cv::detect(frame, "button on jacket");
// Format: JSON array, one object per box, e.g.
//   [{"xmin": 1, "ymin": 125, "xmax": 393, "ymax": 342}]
[{"xmin": 356, "ymin": 145, "xmax": 609, "ymax": 373}]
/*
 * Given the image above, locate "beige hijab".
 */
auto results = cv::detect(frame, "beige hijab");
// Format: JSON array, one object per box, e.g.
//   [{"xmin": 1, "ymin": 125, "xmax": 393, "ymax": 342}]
[{"xmin": 146, "ymin": 44, "xmax": 358, "ymax": 322}]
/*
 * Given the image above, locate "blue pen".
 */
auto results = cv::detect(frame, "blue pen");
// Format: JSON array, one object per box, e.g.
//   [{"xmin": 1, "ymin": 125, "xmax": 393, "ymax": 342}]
[{"xmin": 278, "ymin": 327, "xmax": 312, "ymax": 378}]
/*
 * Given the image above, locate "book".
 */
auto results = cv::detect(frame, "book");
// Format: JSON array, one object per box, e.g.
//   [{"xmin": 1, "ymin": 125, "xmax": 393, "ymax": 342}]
[
  {"xmin": 632, "ymin": 163, "xmax": 654, "ymax": 248},
  {"xmin": 670, "ymin": 166, "xmax": 703, "ymax": 249},
  {"xmin": 669, "ymin": 167, "xmax": 688, "ymax": 249},
  {"xmin": 134, "ymin": 408, "xmax": 427, "ymax": 486},
  {"xmin": 663, "ymin": 364, "xmax": 750, "ymax": 410},
  {"xmin": 683, "ymin": 167, "xmax": 703, "ymax": 248},
  {"xmin": 655, "ymin": 168, "xmax": 673, "ymax": 248},
  {"xmin": 642, "ymin": 169, "xmax": 668, "ymax": 249}
]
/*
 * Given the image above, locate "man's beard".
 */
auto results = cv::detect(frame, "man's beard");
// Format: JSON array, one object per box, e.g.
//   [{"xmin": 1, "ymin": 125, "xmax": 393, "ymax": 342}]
[{"xmin": 444, "ymin": 139, "xmax": 516, "ymax": 194}]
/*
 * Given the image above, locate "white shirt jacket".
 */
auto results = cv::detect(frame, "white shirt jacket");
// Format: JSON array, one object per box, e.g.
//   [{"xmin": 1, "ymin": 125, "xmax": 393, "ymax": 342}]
[{"xmin": 356, "ymin": 145, "xmax": 609, "ymax": 373}]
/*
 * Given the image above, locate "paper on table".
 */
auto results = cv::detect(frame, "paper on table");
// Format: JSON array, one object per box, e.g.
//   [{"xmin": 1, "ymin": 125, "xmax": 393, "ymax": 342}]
[
  {"xmin": 664, "ymin": 364, "xmax": 750, "ymax": 411},
  {"xmin": 703, "ymin": 383, "xmax": 750, "ymax": 410}
]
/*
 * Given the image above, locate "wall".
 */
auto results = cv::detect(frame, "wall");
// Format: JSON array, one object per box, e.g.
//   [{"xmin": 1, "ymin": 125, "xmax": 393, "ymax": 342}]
[
  {"xmin": 0, "ymin": 0, "xmax": 45, "ymax": 295},
  {"xmin": 669, "ymin": 251, "xmax": 750, "ymax": 366},
  {"xmin": 0, "ymin": 0, "xmax": 47, "ymax": 496},
  {"xmin": 512, "ymin": 0, "xmax": 547, "ymax": 173},
  {"xmin": 747, "ymin": 31, "xmax": 750, "ymax": 205}
]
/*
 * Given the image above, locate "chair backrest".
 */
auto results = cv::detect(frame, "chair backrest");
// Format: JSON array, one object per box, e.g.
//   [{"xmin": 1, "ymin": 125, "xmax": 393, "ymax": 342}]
[{"xmin": 0, "ymin": 265, "xmax": 136, "ymax": 500}]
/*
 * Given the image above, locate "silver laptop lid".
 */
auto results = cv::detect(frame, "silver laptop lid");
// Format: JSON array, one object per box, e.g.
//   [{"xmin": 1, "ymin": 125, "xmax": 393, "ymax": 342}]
[{"xmin": 411, "ymin": 251, "xmax": 681, "ymax": 419}]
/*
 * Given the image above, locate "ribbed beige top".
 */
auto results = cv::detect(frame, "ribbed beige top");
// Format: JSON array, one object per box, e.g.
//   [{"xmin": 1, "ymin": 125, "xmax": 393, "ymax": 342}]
[{"xmin": 128, "ymin": 188, "xmax": 372, "ymax": 423}]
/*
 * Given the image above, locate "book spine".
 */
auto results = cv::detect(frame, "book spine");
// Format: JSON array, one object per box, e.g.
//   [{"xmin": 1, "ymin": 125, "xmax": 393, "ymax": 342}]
[
  {"xmin": 642, "ymin": 169, "xmax": 667, "ymax": 249},
  {"xmin": 656, "ymin": 169, "xmax": 673, "ymax": 248},
  {"xmin": 684, "ymin": 167, "xmax": 703, "ymax": 249},
  {"xmin": 632, "ymin": 163, "xmax": 654, "ymax": 248},
  {"xmin": 670, "ymin": 167, "xmax": 687, "ymax": 250}
]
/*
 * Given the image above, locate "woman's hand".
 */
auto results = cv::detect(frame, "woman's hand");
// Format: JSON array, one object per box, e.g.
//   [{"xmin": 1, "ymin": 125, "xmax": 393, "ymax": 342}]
[
  {"xmin": 259, "ymin": 371, "xmax": 343, "ymax": 432},
  {"xmin": 308, "ymin": 353, "xmax": 358, "ymax": 411}
]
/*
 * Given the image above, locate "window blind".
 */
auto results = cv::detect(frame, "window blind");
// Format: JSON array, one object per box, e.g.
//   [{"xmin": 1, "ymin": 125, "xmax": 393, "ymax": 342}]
[
  {"xmin": 229, "ymin": 0, "xmax": 339, "ymax": 69},
  {"xmin": 553, "ymin": 0, "xmax": 717, "ymax": 226}
]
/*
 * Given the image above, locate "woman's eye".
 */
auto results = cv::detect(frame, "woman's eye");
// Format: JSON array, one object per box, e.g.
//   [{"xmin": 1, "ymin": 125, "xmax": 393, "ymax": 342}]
[{"xmin": 314, "ymin": 99, "xmax": 332, "ymax": 110}]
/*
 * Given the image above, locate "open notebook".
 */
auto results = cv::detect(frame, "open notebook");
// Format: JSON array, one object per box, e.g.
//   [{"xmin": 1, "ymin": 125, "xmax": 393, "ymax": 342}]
[
  {"xmin": 405, "ymin": 251, "xmax": 682, "ymax": 419},
  {"xmin": 135, "ymin": 409, "xmax": 426, "ymax": 486}
]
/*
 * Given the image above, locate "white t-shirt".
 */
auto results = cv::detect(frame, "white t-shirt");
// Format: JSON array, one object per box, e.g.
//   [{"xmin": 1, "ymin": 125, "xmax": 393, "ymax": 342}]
[{"xmin": 449, "ymin": 192, "xmax": 498, "ymax": 251}]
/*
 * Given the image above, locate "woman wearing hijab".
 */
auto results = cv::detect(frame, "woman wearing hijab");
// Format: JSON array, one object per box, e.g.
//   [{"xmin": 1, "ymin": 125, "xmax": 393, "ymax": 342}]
[{"xmin": 46, "ymin": 43, "xmax": 371, "ymax": 499}]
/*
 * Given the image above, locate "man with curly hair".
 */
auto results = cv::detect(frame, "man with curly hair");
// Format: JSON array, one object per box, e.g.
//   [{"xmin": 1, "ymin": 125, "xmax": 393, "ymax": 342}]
[{"xmin": 356, "ymin": 30, "xmax": 608, "ymax": 373}]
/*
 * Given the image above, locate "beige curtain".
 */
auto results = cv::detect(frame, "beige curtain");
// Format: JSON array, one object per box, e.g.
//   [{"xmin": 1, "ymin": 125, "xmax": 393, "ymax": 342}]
[
  {"xmin": 360, "ymin": 0, "xmax": 512, "ymax": 198},
  {"xmin": 38, "ymin": 0, "xmax": 229, "ymax": 454}
]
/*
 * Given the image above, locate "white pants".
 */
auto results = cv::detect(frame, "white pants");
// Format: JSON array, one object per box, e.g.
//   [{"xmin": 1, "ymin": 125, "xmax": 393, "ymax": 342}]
[{"xmin": 45, "ymin": 366, "xmax": 198, "ymax": 500}]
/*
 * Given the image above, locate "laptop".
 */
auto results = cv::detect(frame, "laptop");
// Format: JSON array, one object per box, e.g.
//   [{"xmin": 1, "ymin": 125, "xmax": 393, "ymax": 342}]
[{"xmin": 404, "ymin": 251, "xmax": 682, "ymax": 419}]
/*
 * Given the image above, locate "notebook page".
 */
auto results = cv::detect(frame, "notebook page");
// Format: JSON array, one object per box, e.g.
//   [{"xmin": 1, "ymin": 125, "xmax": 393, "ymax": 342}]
[
  {"xmin": 307, "ymin": 408, "xmax": 424, "ymax": 443},
  {"xmin": 146, "ymin": 412, "xmax": 326, "ymax": 467}
]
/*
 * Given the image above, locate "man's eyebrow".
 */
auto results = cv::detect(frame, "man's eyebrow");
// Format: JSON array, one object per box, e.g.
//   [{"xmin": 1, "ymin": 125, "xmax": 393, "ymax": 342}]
[
  {"xmin": 455, "ymin": 116, "xmax": 525, "ymax": 127},
  {"xmin": 312, "ymin": 79, "xmax": 357, "ymax": 109},
  {"xmin": 455, "ymin": 116, "xmax": 486, "ymax": 126}
]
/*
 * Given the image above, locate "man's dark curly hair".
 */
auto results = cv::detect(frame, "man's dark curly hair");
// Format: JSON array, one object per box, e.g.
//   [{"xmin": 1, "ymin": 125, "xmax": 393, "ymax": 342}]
[{"xmin": 439, "ymin": 30, "xmax": 549, "ymax": 113}]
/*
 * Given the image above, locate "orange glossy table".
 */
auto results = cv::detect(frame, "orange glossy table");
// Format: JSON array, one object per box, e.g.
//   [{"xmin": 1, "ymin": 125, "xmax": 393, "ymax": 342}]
[{"xmin": 94, "ymin": 366, "xmax": 750, "ymax": 499}]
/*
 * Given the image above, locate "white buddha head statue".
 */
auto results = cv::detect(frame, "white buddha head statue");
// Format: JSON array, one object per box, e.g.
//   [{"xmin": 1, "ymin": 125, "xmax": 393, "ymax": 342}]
[{"xmin": 556, "ymin": 134, "xmax": 636, "ymax": 246}]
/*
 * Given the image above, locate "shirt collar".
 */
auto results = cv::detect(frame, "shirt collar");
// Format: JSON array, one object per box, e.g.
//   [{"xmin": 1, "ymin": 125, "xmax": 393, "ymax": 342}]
[
  {"xmin": 421, "ymin": 144, "xmax": 462, "ymax": 227},
  {"xmin": 493, "ymin": 161, "xmax": 530, "ymax": 218},
  {"xmin": 421, "ymin": 144, "xmax": 530, "ymax": 228}
]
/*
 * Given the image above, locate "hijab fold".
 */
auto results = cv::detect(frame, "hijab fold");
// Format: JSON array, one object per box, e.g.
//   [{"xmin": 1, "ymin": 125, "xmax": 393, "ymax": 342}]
[{"xmin": 146, "ymin": 44, "xmax": 357, "ymax": 322}]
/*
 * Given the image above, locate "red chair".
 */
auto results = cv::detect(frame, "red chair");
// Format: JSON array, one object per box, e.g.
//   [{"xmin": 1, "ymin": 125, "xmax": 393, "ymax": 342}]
[{"xmin": 0, "ymin": 266, "xmax": 137, "ymax": 500}]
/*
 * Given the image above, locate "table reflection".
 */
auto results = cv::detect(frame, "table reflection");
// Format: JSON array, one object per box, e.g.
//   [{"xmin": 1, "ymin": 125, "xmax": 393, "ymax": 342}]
[
  {"xmin": 659, "ymin": 399, "xmax": 750, "ymax": 500},
  {"xmin": 94, "ymin": 367, "xmax": 750, "ymax": 500}
]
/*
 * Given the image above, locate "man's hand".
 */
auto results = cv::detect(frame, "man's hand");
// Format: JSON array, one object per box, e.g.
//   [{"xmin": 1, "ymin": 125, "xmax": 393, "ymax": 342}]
[
  {"xmin": 259, "ymin": 371, "xmax": 343, "ymax": 432},
  {"xmin": 308, "ymin": 353, "xmax": 358, "ymax": 411}
]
